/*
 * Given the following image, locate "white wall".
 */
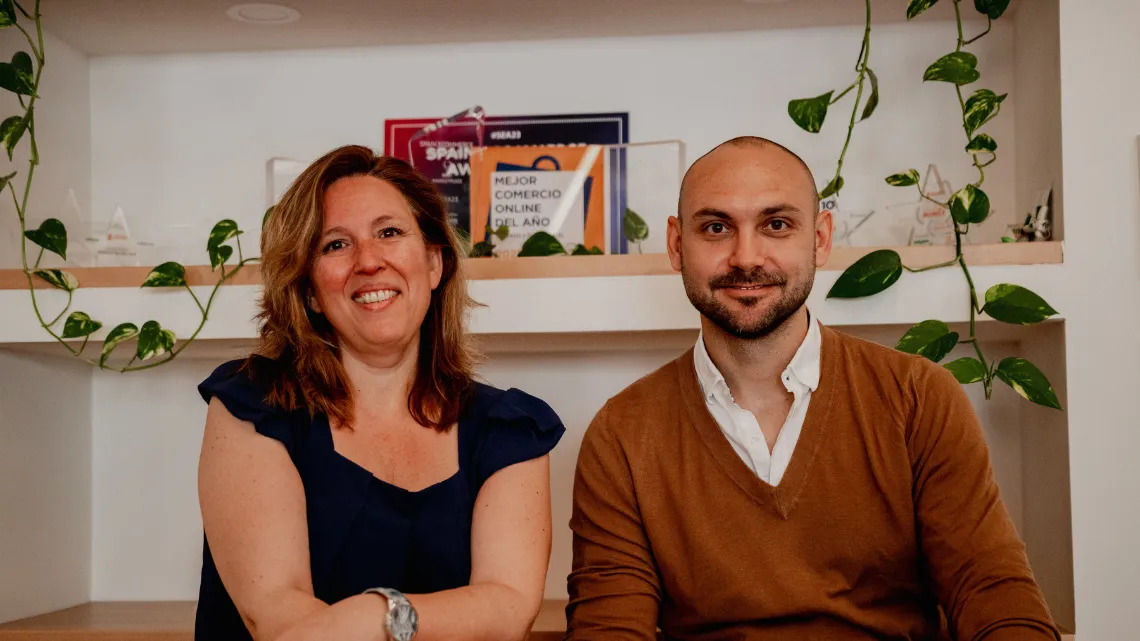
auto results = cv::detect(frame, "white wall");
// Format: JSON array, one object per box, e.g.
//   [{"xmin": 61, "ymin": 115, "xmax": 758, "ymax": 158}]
[
  {"xmin": 0, "ymin": 349, "xmax": 92, "ymax": 622},
  {"xmin": 86, "ymin": 20, "xmax": 1017, "ymax": 261},
  {"xmin": 1058, "ymin": 0, "xmax": 1140, "ymax": 637},
  {"xmin": 1020, "ymin": 322, "xmax": 1073, "ymax": 631},
  {"xmin": 0, "ymin": 29, "xmax": 91, "ymax": 269},
  {"xmin": 1013, "ymin": 0, "xmax": 1063, "ymax": 240},
  {"xmin": 0, "ymin": 25, "xmax": 93, "ymax": 624}
]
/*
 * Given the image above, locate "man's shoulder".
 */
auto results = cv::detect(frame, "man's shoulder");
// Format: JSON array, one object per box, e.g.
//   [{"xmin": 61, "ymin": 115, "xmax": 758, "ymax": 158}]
[
  {"xmin": 590, "ymin": 350, "xmax": 690, "ymax": 438},
  {"xmin": 824, "ymin": 325, "xmax": 963, "ymax": 402},
  {"xmin": 827, "ymin": 325, "xmax": 929, "ymax": 375}
]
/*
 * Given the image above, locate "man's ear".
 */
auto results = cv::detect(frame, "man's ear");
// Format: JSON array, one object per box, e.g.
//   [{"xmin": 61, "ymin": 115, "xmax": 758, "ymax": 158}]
[
  {"xmin": 815, "ymin": 208, "xmax": 834, "ymax": 268},
  {"xmin": 667, "ymin": 216, "xmax": 683, "ymax": 273}
]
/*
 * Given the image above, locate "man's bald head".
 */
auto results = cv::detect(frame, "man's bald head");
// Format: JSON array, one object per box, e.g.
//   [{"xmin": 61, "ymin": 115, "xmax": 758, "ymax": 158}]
[{"xmin": 678, "ymin": 136, "xmax": 819, "ymax": 221}]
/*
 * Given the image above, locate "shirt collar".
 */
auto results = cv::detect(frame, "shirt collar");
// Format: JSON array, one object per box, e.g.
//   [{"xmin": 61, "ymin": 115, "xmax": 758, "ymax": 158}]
[{"xmin": 694, "ymin": 311, "xmax": 822, "ymax": 401}]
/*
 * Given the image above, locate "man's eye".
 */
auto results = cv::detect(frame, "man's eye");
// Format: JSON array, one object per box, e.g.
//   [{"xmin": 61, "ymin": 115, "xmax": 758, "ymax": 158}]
[
  {"xmin": 769, "ymin": 220, "xmax": 788, "ymax": 231},
  {"xmin": 707, "ymin": 222, "xmax": 727, "ymax": 234}
]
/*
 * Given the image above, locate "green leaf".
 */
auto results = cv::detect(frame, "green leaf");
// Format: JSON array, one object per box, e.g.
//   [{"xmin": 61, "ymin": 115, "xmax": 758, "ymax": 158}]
[
  {"xmin": 100, "ymin": 323, "xmax": 139, "ymax": 367},
  {"xmin": 0, "ymin": 0, "xmax": 16, "ymax": 27},
  {"xmin": 206, "ymin": 220, "xmax": 240, "ymax": 269},
  {"xmin": 33, "ymin": 269, "xmax": 77, "ymax": 292},
  {"xmin": 571, "ymin": 244, "xmax": 603, "ymax": 256},
  {"xmin": 11, "ymin": 51, "xmax": 31, "ymax": 78},
  {"xmin": 827, "ymin": 249, "xmax": 903, "ymax": 299},
  {"xmin": 209, "ymin": 244, "xmax": 234, "ymax": 270},
  {"xmin": 995, "ymin": 357, "xmax": 1062, "ymax": 410},
  {"xmin": 1001, "ymin": 236, "xmax": 1015, "ymax": 243},
  {"xmin": 923, "ymin": 51, "xmax": 980, "ymax": 85},
  {"xmin": 896, "ymin": 320, "xmax": 959, "ymax": 363},
  {"xmin": 982, "ymin": 284, "xmax": 1058, "ymax": 324},
  {"xmin": 907, "ymin": 0, "xmax": 940, "ymax": 19},
  {"xmin": 62, "ymin": 312, "xmax": 103, "ymax": 339},
  {"xmin": 974, "ymin": 0, "xmax": 1011, "ymax": 19},
  {"xmin": 966, "ymin": 134, "xmax": 998, "ymax": 154},
  {"xmin": 262, "ymin": 206, "xmax": 273, "ymax": 230},
  {"xmin": 23, "ymin": 217, "xmax": 67, "ymax": 260},
  {"xmin": 788, "ymin": 91, "xmax": 834, "ymax": 133},
  {"xmin": 886, "ymin": 169, "xmax": 921, "ymax": 187},
  {"xmin": 945, "ymin": 357, "xmax": 987, "ymax": 385},
  {"xmin": 141, "ymin": 261, "xmax": 187, "ymax": 288},
  {"xmin": 948, "ymin": 184, "xmax": 991, "ymax": 225},
  {"xmin": 623, "ymin": 208, "xmax": 649, "ymax": 243},
  {"xmin": 136, "ymin": 320, "xmax": 176, "ymax": 361},
  {"xmin": 860, "ymin": 68, "xmax": 879, "ymax": 121},
  {"xmin": 0, "ymin": 113, "xmax": 26, "ymax": 160},
  {"xmin": 518, "ymin": 231, "xmax": 567, "ymax": 257},
  {"xmin": 468, "ymin": 240, "xmax": 494, "ymax": 258},
  {"xmin": 819, "ymin": 175, "xmax": 844, "ymax": 200},
  {"xmin": 493, "ymin": 224, "xmax": 510, "ymax": 241},
  {"xmin": 0, "ymin": 170, "xmax": 16, "ymax": 192},
  {"xmin": 964, "ymin": 89, "xmax": 1007, "ymax": 134},
  {"xmin": 207, "ymin": 219, "xmax": 240, "ymax": 252},
  {"xmin": 0, "ymin": 61, "xmax": 34, "ymax": 96}
]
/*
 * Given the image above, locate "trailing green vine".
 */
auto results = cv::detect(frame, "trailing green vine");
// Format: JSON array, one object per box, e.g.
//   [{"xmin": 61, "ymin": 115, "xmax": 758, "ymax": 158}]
[
  {"xmin": 821, "ymin": 0, "xmax": 1061, "ymax": 410},
  {"xmin": 787, "ymin": 0, "xmax": 876, "ymax": 200},
  {"xmin": 6, "ymin": 1, "xmax": 257, "ymax": 372}
]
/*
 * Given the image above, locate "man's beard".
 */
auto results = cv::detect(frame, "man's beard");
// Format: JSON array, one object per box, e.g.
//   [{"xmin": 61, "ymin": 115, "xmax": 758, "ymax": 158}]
[{"xmin": 681, "ymin": 261, "xmax": 814, "ymax": 340}]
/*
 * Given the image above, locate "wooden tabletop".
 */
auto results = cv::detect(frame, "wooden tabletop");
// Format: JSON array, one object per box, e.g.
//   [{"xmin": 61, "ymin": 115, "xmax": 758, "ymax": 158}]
[
  {"xmin": 0, "ymin": 600, "xmax": 1076, "ymax": 640},
  {"xmin": 0, "ymin": 600, "xmax": 568, "ymax": 640}
]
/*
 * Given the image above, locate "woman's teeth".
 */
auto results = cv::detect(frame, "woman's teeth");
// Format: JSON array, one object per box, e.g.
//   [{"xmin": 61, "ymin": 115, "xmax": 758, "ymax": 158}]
[{"xmin": 353, "ymin": 290, "xmax": 397, "ymax": 304}]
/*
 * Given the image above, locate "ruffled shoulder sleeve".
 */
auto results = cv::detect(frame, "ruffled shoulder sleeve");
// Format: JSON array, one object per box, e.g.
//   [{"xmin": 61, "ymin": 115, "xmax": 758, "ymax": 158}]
[
  {"xmin": 469, "ymin": 385, "xmax": 566, "ymax": 491},
  {"xmin": 198, "ymin": 357, "xmax": 302, "ymax": 458}
]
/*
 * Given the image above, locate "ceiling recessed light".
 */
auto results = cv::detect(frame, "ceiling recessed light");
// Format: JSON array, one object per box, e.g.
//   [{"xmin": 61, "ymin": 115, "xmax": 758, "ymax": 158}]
[{"xmin": 226, "ymin": 3, "xmax": 301, "ymax": 25}]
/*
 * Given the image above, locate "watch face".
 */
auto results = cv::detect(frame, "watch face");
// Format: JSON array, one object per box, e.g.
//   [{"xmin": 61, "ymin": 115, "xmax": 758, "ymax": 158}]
[{"xmin": 389, "ymin": 600, "xmax": 418, "ymax": 641}]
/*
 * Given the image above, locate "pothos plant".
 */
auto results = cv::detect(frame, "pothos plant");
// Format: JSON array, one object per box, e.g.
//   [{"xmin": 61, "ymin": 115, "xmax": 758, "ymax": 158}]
[
  {"xmin": 461, "ymin": 208, "xmax": 647, "ymax": 258},
  {"xmin": 789, "ymin": 0, "xmax": 1061, "ymax": 410},
  {"xmin": 6, "ymin": 1, "xmax": 258, "ymax": 372}
]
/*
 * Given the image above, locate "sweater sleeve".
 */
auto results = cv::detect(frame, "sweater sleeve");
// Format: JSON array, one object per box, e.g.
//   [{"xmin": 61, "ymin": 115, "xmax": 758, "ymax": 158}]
[
  {"xmin": 907, "ymin": 361, "xmax": 1060, "ymax": 641},
  {"xmin": 565, "ymin": 402, "xmax": 661, "ymax": 641}
]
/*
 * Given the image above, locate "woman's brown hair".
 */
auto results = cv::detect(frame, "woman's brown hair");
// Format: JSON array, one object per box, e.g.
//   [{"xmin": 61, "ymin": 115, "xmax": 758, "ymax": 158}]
[{"xmin": 247, "ymin": 144, "xmax": 478, "ymax": 430}]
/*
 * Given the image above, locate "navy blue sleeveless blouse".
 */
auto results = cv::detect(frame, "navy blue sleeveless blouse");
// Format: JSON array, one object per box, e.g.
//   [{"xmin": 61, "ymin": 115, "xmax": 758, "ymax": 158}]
[{"xmin": 193, "ymin": 358, "xmax": 566, "ymax": 640}]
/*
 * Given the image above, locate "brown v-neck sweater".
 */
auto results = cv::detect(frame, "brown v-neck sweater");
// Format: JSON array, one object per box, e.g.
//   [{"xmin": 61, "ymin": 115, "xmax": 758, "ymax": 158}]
[{"xmin": 566, "ymin": 326, "xmax": 1058, "ymax": 641}]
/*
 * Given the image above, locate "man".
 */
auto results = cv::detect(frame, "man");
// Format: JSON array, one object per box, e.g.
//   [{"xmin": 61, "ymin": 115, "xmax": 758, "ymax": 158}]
[{"xmin": 565, "ymin": 137, "xmax": 1059, "ymax": 640}]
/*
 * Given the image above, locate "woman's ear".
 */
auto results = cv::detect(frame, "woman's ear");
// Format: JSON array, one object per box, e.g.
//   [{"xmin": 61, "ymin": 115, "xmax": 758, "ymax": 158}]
[{"xmin": 306, "ymin": 292, "xmax": 322, "ymax": 314}]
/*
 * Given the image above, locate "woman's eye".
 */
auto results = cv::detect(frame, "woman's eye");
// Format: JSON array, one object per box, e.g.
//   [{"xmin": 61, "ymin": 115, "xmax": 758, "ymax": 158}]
[
  {"xmin": 323, "ymin": 239, "xmax": 347, "ymax": 253},
  {"xmin": 379, "ymin": 227, "xmax": 404, "ymax": 239}
]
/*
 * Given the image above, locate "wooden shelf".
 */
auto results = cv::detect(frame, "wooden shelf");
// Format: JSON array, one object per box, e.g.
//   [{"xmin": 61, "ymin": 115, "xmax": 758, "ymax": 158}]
[
  {"xmin": 0, "ymin": 599, "xmax": 569, "ymax": 640},
  {"xmin": 0, "ymin": 242, "xmax": 1062, "ymax": 290}
]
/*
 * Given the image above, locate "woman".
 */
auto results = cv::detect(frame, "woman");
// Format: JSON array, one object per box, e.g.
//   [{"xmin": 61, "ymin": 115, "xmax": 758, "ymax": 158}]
[{"xmin": 195, "ymin": 145, "xmax": 564, "ymax": 641}]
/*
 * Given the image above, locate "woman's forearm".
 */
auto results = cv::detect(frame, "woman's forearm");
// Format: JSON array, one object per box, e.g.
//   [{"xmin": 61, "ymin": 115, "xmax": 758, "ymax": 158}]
[
  {"xmin": 269, "ymin": 594, "xmax": 389, "ymax": 641},
  {"xmin": 410, "ymin": 582, "xmax": 541, "ymax": 641},
  {"xmin": 265, "ymin": 582, "xmax": 538, "ymax": 641}
]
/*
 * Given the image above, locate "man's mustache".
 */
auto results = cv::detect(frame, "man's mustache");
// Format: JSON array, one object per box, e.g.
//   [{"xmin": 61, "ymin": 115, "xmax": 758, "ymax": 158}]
[{"xmin": 709, "ymin": 267, "xmax": 787, "ymax": 289}]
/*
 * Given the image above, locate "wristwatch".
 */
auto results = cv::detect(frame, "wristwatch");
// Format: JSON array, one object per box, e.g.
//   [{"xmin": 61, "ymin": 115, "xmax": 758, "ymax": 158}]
[{"xmin": 363, "ymin": 587, "xmax": 419, "ymax": 641}]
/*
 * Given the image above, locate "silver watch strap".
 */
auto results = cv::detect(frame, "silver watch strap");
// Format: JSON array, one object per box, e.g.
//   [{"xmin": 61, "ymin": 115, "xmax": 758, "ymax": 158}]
[{"xmin": 363, "ymin": 587, "xmax": 418, "ymax": 641}]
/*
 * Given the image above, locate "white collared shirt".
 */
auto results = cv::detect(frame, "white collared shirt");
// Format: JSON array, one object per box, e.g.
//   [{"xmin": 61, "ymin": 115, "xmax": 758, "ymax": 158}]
[{"xmin": 693, "ymin": 314, "xmax": 822, "ymax": 486}]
